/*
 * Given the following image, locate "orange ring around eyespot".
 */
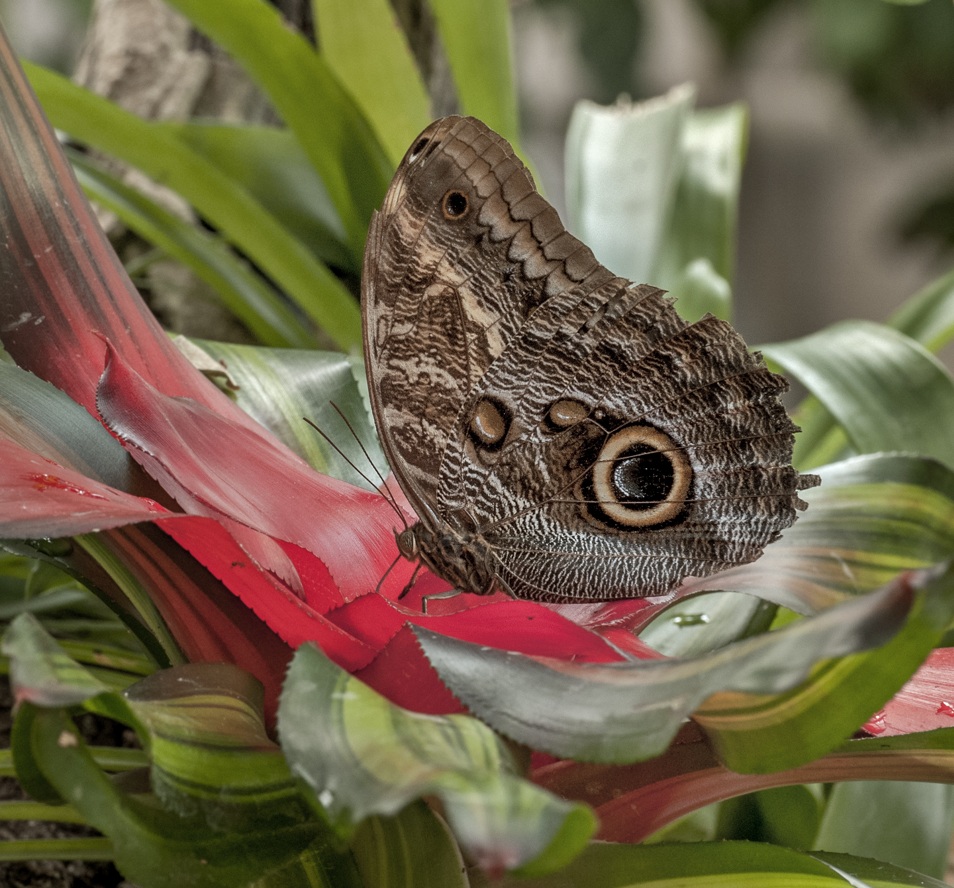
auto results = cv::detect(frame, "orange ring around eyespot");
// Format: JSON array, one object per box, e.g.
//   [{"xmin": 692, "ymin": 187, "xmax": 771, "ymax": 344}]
[{"xmin": 590, "ymin": 425, "xmax": 691, "ymax": 528}]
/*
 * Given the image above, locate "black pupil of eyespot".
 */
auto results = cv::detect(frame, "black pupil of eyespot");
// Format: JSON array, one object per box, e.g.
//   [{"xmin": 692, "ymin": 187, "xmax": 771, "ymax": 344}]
[
  {"xmin": 613, "ymin": 444, "xmax": 674, "ymax": 508},
  {"xmin": 444, "ymin": 191, "xmax": 468, "ymax": 217}
]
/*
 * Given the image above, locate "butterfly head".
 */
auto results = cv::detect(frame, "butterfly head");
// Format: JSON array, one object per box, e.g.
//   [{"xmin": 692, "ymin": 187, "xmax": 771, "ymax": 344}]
[{"xmin": 395, "ymin": 520, "xmax": 497, "ymax": 598}]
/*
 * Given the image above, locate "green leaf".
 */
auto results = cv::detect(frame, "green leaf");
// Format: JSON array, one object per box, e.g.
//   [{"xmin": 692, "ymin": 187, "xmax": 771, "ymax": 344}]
[
  {"xmin": 686, "ymin": 454, "xmax": 954, "ymax": 613},
  {"xmin": 2, "ymin": 610, "xmax": 111, "ymax": 709},
  {"xmin": 3, "ymin": 615, "xmax": 335, "ymax": 888},
  {"xmin": 665, "ymin": 257, "xmax": 733, "ymax": 323},
  {"xmin": 816, "ymin": 782, "xmax": 954, "ymax": 880},
  {"xmin": 182, "ymin": 340, "xmax": 384, "ymax": 488},
  {"xmin": 565, "ymin": 91, "xmax": 744, "ymax": 323},
  {"xmin": 639, "ymin": 591, "xmax": 776, "ymax": 659},
  {"xmin": 26, "ymin": 63, "xmax": 361, "ymax": 350},
  {"xmin": 790, "ymin": 393, "xmax": 849, "ymax": 471},
  {"xmin": 473, "ymin": 840, "xmax": 951, "ymax": 887},
  {"xmin": 428, "ymin": 0, "xmax": 518, "ymax": 143},
  {"xmin": 0, "ymin": 361, "xmax": 133, "ymax": 491},
  {"xmin": 162, "ymin": 122, "xmax": 353, "ymax": 272},
  {"xmin": 22, "ymin": 705, "xmax": 326, "ymax": 888},
  {"xmin": 278, "ymin": 643, "xmax": 596, "ymax": 876},
  {"xmin": 695, "ymin": 565, "xmax": 954, "ymax": 773},
  {"xmin": 654, "ymin": 102, "xmax": 748, "ymax": 299},
  {"xmin": 565, "ymin": 85, "xmax": 695, "ymax": 285},
  {"xmin": 163, "ymin": 0, "xmax": 393, "ymax": 255},
  {"xmin": 124, "ymin": 664, "xmax": 309, "ymax": 832},
  {"xmin": 314, "ymin": 0, "xmax": 431, "ymax": 164},
  {"xmin": 0, "ymin": 836, "xmax": 115, "ymax": 864},
  {"xmin": 794, "ymin": 267, "xmax": 954, "ymax": 470},
  {"xmin": 71, "ymin": 150, "xmax": 316, "ymax": 350},
  {"xmin": 415, "ymin": 563, "xmax": 940, "ymax": 765},
  {"xmin": 890, "ymin": 265, "xmax": 954, "ymax": 352},
  {"xmin": 754, "ymin": 784, "xmax": 824, "ymax": 850},
  {"xmin": 763, "ymin": 321, "xmax": 954, "ymax": 468},
  {"xmin": 349, "ymin": 804, "xmax": 467, "ymax": 888}
]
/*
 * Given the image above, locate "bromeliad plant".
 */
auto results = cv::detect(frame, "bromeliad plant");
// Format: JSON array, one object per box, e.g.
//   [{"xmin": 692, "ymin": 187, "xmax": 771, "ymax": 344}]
[{"xmin": 4, "ymin": 1, "xmax": 954, "ymax": 885}]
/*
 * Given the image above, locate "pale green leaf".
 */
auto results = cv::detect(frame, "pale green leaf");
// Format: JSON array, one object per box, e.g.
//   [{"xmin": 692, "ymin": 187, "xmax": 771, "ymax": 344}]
[
  {"xmin": 565, "ymin": 85, "xmax": 695, "ymax": 284},
  {"xmin": 763, "ymin": 321, "xmax": 954, "ymax": 469},
  {"xmin": 428, "ymin": 0, "xmax": 518, "ymax": 143},
  {"xmin": 183, "ymin": 340, "xmax": 384, "ymax": 489},
  {"xmin": 816, "ymin": 782, "xmax": 954, "ymax": 880},
  {"xmin": 314, "ymin": 0, "xmax": 431, "ymax": 164},
  {"xmin": 654, "ymin": 102, "xmax": 748, "ymax": 295}
]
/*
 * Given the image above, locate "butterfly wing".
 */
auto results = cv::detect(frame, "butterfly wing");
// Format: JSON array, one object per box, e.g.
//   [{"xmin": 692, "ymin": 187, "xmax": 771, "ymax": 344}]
[
  {"xmin": 362, "ymin": 116, "xmax": 611, "ymax": 519},
  {"xmin": 435, "ymin": 275, "xmax": 815, "ymax": 601},
  {"xmin": 363, "ymin": 115, "xmax": 816, "ymax": 600}
]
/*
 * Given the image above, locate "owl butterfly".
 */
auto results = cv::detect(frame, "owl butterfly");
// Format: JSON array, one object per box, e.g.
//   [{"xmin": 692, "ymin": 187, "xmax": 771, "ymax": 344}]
[{"xmin": 362, "ymin": 115, "xmax": 818, "ymax": 603}]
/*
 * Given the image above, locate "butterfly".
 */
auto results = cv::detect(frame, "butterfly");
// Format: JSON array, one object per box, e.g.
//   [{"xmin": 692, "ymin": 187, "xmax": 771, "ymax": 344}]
[{"xmin": 362, "ymin": 115, "xmax": 816, "ymax": 602}]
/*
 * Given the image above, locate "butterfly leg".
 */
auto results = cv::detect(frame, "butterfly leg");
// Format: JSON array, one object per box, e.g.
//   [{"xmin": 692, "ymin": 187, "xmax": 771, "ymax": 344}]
[{"xmin": 421, "ymin": 586, "xmax": 463, "ymax": 614}]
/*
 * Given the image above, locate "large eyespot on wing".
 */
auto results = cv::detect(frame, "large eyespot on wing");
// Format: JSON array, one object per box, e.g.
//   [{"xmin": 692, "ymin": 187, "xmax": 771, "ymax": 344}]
[{"xmin": 584, "ymin": 424, "xmax": 692, "ymax": 529}]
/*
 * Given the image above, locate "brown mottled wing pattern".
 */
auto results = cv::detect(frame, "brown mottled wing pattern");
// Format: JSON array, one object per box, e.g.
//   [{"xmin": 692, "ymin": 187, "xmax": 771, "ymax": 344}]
[
  {"xmin": 362, "ymin": 115, "xmax": 818, "ymax": 601},
  {"xmin": 437, "ymin": 281, "xmax": 809, "ymax": 600},
  {"xmin": 362, "ymin": 116, "xmax": 612, "ymax": 519}
]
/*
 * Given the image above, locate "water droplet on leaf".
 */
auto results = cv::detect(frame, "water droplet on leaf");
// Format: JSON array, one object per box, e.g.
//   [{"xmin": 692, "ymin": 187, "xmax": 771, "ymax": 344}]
[{"xmin": 671, "ymin": 613, "xmax": 711, "ymax": 627}]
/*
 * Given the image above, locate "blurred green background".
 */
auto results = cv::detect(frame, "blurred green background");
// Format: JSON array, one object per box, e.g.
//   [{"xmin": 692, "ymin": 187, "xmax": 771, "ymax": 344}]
[{"xmin": 5, "ymin": 0, "xmax": 954, "ymax": 351}]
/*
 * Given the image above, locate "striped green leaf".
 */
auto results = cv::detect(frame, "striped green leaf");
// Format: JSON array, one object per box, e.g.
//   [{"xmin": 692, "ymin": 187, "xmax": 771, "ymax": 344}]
[
  {"xmin": 764, "ymin": 321, "xmax": 954, "ymax": 469},
  {"xmin": 3, "ymin": 614, "xmax": 337, "ymax": 887},
  {"xmin": 415, "ymin": 560, "xmax": 954, "ymax": 766},
  {"xmin": 183, "ymin": 340, "xmax": 383, "ymax": 489},
  {"xmin": 685, "ymin": 454, "xmax": 954, "ymax": 614},
  {"xmin": 349, "ymin": 803, "xmax": 467, "ymax": 888},
  {"xmin": 278, "ymin": 643, "xmax": 596, "ymax": 876},
  {"xmin": 694, "ymin": 564, "xmax": 954, "ymax": 772}
]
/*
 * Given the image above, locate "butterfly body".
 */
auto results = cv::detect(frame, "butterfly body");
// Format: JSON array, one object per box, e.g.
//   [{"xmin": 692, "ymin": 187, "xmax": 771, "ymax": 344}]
[{"xmin": 363, "ymin": 116, "xmax": 816, "ymax": 602}]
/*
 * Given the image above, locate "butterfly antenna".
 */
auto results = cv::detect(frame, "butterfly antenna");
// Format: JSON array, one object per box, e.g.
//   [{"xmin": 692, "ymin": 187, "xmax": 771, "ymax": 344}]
[
  {"xmin": 327, "ymin": 402, "xmax": 408, "ymax": 528},
  {"xmin": 303, "ymin": 412, "xmax": 406, "ymax": 527}
]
